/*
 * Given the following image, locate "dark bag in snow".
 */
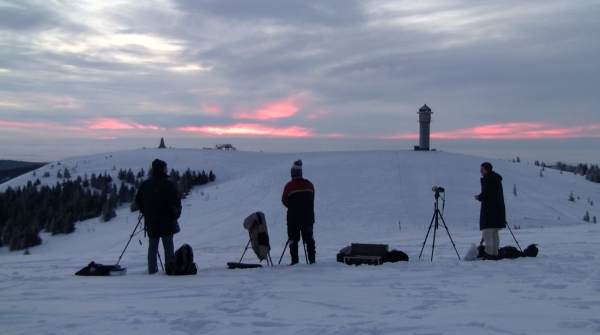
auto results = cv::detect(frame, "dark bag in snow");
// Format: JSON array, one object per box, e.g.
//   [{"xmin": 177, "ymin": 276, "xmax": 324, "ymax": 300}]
[
  {"xmin": 477, "ymin": 244, "xmax": 539, "ymax": 260},
  {"xmin": 167, "ymin": 244, "xmax": 197, "ymax": 275},
  {"xmin": 75, "ymin": 262, "xmax": 126, "ymax": 276},
  {"xmin": 523, "ymin": 244, "xmax": 539, "ymax": 257},
  {"xmin": 381, "ymin": 250, "xmax": 409, "ymax": 263},
  {"xmin": 498, "ymin": 246, "xmax": 522, "ymax": 259}
]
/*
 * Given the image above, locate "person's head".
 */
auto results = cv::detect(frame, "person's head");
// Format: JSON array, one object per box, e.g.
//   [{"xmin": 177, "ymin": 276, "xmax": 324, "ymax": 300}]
[
  {"xmin": 290, "ymin": 159, "xmax": 303, "ymax": 178},
  {"xmin": 480, "ymin": 162, "xmax": 493, "ymax": 176},
  {"xmin": 152, "ymin": 159, "xmax": 168, "ymax": 174}
]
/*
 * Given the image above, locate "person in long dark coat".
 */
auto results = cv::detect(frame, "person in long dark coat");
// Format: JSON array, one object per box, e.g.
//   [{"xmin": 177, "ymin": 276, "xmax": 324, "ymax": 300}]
[
  {"xmin": 281, "ymin": 160, "xmax": 316, "ymax": 265},
  {"xmin": 474, "ymin": 162, "xmax": 507, "ymax": 259},
  {"xmin": 135, "ymin": 159, "xmax": 181, "ymax": 274}
]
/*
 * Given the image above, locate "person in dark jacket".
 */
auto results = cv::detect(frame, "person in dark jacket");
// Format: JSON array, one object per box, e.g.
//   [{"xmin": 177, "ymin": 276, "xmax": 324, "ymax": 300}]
[
  {"xmin": 135, "ymin": 159, "xmax": 182, "ymax": 274},
  {"xmin": 281, "ymin": 160, "xmax": 316, "ymax": 265},
  {"xmin": 474, "ymin": 162, "xmax": 507, "ymax": 260}
]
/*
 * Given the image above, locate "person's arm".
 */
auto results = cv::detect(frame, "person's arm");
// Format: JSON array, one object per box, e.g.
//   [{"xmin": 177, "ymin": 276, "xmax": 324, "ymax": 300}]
[
  {"xmin": 168, "ymin": 183, "xmax": 182, "ymax": 219},
  {"xmin": 476, "ymin": 177, "xmax": 495, "ymax": 202},
  {"xmin": 281, "ymin": 184, "xmax": 289, "ymax": 207},
  {"xmin": 135, "ymin": 185, "xmax": 145, "ymax": 214}
]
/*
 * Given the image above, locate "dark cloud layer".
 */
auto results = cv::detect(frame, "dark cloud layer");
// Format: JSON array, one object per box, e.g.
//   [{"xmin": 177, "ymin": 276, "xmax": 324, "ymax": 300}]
[{"xmin": 0, "ymin": 0, "xmax": 599, "ymax": 149}]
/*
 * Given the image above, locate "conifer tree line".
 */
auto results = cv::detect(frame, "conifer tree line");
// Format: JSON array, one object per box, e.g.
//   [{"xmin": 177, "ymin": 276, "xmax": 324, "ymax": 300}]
[
  {"xmin": 533, "ymin": 160, "xmax": 600, "ymax": 183},
  {"xmin": 0, "ymin": 167, "xmax": 215, "ymax": 251}
]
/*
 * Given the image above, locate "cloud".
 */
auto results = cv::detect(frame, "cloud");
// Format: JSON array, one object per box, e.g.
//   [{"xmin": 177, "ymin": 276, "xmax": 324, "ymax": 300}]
[
  {"xmin": 0, "ymin": 120, "xmax": 83, "ymax": 131},
  {"xmin": 178, "ymin": 123, "xmax": 312, "ymax": 137}
]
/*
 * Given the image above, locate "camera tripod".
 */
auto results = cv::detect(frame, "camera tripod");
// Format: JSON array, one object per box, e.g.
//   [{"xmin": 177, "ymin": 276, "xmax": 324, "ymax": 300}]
[
  {"xmin": 116, "ymin": 213, "xmax": 164, "ymax": 271},
  {"xmin": 419, "ymin": 189, "xmax": 461, "ymax": 261}
]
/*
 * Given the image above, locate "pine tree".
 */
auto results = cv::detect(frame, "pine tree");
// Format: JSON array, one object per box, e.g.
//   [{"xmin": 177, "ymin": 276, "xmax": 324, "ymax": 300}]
[
  {"xmin": 568, "ymin": 191, "xmax": 575, "ymax": 202},
  {"xmin": 583, "ymin": 211, "xmax": 590, "ymax": 222},
  {"xmin": 63, "ymin": 168, "xmax": 71, "ymax": 179}
]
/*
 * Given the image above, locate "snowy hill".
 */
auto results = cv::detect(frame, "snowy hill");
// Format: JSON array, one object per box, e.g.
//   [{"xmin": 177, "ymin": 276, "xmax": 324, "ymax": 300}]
[{"xmin": 1, "ymin": 149, "xmax": 599, "ymax": 335}]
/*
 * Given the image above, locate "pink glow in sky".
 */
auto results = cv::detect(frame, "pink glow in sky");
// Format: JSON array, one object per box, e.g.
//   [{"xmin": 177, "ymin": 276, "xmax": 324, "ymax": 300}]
[
  {"xmin": 201, "ymin": 102, "xmax": 221, "ymax": 116},
  {"xmin": 380, "ymin": 122, "xmax": 600, "ymax": 140},
  {"xmin": 85, "ymin": 118, "xmax": 164, "ymax": 130},
  {"xmin": 233, "ymin": 103, "xmax": 299, "ymax": 120},
  {"xmin": 179, "ymin": 123, "xmax": 312, "ymax": 137},
  {"xmin": 432, "ymin": 123, "xmax": 600, "ymax": 139}
]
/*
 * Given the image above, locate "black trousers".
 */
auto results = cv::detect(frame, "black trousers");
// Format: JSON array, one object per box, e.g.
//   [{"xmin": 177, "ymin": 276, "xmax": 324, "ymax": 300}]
[{"xmin": 287, "ymin": 224, "xmax": 316, "ymax": 264}]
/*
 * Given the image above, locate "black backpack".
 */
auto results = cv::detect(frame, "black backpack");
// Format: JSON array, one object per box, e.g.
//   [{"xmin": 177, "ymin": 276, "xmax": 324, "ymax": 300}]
[{"xmin": 168, "ymin": 244, "xmax": 197, "ymax": 275}]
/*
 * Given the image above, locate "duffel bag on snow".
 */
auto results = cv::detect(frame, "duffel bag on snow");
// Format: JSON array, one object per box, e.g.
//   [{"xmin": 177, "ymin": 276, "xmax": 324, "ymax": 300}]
[{"xmin": 75, "ymin": 262, "xmax": 126, "ymax": 276}]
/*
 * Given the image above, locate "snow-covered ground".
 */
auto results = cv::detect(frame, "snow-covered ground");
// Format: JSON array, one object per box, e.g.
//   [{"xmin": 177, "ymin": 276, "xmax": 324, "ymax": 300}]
[{"xmin": 1, "ymin": 149, "xmax": 599, "ymax": 335}]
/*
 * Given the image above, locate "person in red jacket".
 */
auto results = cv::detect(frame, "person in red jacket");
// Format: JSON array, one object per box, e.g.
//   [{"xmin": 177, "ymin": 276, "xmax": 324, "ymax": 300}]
[{"xmin": 281, "ymin": 160, "xmax": 316, "ymax": 265}]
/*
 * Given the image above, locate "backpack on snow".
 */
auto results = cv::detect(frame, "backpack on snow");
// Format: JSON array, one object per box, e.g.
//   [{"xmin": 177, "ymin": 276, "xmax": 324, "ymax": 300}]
[{"xmin": 167, "ymin": 244, "xmax": 197, "ymax": 275}]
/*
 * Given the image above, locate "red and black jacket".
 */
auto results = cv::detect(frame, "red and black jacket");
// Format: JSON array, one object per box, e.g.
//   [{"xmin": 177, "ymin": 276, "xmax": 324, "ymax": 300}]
[{"xmin": 281, "ymin": 176, "xmax": 315, "ymax": 226}]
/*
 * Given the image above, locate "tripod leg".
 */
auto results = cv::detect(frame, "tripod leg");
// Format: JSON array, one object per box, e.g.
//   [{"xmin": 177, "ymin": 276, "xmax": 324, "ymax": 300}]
[
  {"xmin": 158, "ymin": 252, "xmax": 165, "ymax": 272},
  {"xmin": 116, "ymin": 215, "xmax": 144, "ymax": 266},
  {"xmin": 430, "ymin": 212, "xmax": 439, "ymax": 261},
  {"xmin": 438, "ymin": 212, "xmax": 461, "ymax": 260},
  {"xmin": 419, "ymin": 212, "xmax": 437, "ymax": 259},
  {"xmin": 278, "ymin": 241, "xmax": 289, "ymax": 265},
  {"xmin": 302, "ymin": 239, "xmax": 308, "ymax": 264},
  {"xmin": 238, "ymin": 239, "xmax": 252, "ymax": 263},
  {"xmin": 505, "ymin": 223, "xmax": 522, "ymax": 252}
]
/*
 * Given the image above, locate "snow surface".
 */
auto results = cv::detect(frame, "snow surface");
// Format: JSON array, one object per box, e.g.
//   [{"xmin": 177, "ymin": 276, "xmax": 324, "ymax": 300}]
[{"xmin": 1, "ymin": 149, "xmax": 599, "ymax": 335}]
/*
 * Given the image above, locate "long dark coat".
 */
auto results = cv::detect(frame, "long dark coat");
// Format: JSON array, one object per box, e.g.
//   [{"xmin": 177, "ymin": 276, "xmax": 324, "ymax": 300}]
[
  {"xmin": 135, "ymin": 171, "xmax": 182, "ymax": 238},
  {"xmin": 477, "ymin": 171, "xmax": 507, "ymax": 230}
]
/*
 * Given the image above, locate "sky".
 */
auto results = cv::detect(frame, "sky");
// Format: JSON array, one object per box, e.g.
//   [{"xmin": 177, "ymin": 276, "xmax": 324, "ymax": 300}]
[
  {"xmin": 1, "ymin": 149, "xmax": 600, "ymax": 334},
  {"xmin": 1, "ymin": 0, "xmax": 599, "ymax": 163}
]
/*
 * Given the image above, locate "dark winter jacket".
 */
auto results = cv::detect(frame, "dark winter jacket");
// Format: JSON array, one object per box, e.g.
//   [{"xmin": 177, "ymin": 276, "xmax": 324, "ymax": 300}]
[
  {"xmin": 135, "ymin": 171, "xmax": 182, "ymax": 238},
  {"xmin": 477, "ymin": 170, "xmax": 507, "ymax": 230},
  {"xmin": 281, "ymin": 176, "xmax": 315, "ymax": 227}
]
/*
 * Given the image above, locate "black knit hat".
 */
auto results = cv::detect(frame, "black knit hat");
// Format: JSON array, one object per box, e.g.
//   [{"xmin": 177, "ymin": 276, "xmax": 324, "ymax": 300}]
[
  {"xmin": 481, "ymin": 162, "xmax": 493, "ymax": 172},
  {"xmin": 290, "ymin": 159, "xmax": 303, "ymax": 177},
  {"xmin": 152, "ymin": 159, "xmax": 167, "ymax": 172}
]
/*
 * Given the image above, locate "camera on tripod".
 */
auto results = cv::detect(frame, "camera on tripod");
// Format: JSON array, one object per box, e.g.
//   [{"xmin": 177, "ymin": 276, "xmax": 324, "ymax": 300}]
[{"xmin": 420, "ymin": 185, "xmax": 461, "ymax": 261}]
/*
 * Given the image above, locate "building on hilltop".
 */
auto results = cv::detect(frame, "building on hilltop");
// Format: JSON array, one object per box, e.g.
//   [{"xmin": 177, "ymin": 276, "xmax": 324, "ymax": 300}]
[{"xmin": 215, "ymin": 144, "xmax": 235, "ymax": 150}]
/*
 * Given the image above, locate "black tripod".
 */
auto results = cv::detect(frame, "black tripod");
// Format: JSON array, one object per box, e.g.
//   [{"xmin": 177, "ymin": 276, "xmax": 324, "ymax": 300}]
[
  {"xmin": 419, "ymin": 188, "xmax": 461, "ymax": 261},
  {"xmin": 116, "ymin": 213, "xmax": 164, "ymax": 271}
]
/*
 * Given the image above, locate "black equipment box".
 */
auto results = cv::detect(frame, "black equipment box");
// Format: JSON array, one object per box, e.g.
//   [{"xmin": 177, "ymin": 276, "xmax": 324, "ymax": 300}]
[{"xmin": 337, "ymin": 243, "xmax": 389, "ymax": 266}]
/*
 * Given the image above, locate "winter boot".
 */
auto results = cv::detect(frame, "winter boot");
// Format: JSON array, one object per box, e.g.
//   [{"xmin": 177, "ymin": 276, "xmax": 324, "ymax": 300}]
[{"xmin": 307, "ymin": 247, "xmax": 316, "ymax": 264}]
